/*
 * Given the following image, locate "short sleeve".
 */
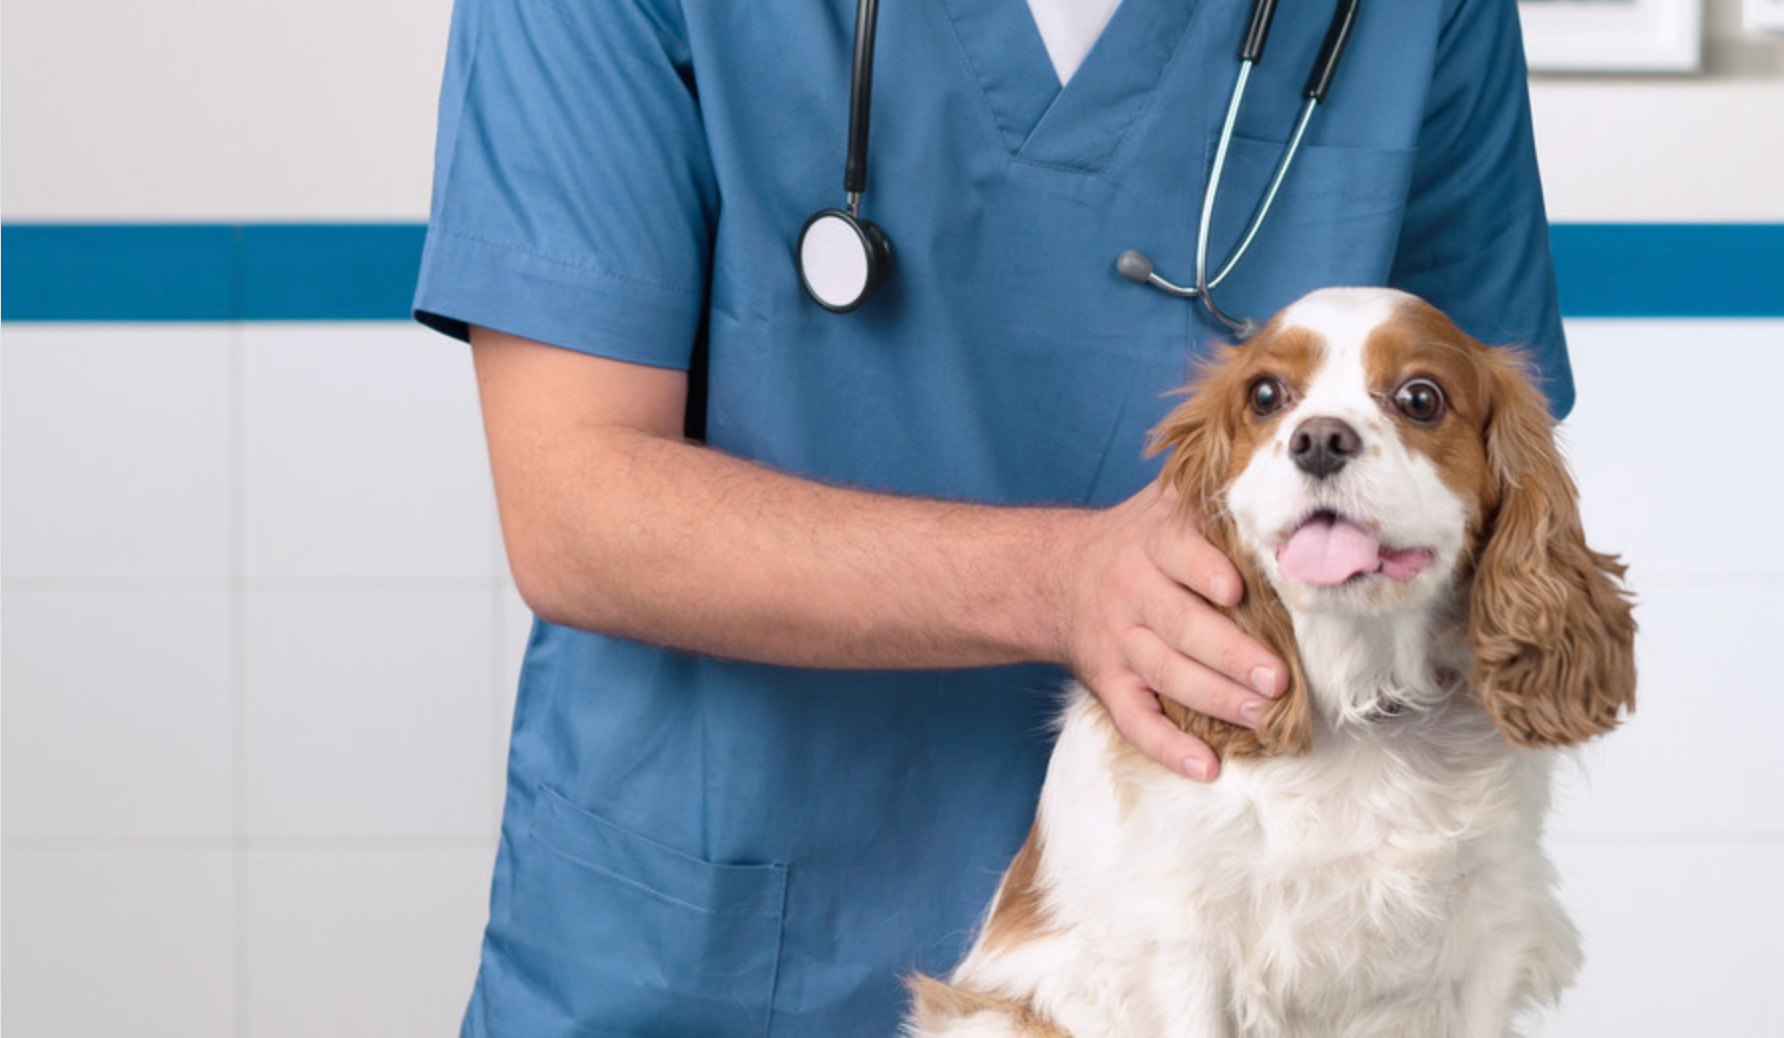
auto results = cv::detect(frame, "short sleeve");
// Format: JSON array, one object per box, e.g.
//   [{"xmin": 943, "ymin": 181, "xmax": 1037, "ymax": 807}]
[
  {"xmin": 1389, "ymin": 0, "xmax": 1574, "ymax": 418},
  {"xmin": 412, "ymin": 0, "xmax": 719, "ymax": 369}
]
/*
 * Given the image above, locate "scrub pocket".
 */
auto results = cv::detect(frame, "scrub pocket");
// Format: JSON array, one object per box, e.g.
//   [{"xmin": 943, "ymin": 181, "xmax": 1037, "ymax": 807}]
[{"xmin": 511, "ymin": 788, "xmax": 789, "ymax": 1036}]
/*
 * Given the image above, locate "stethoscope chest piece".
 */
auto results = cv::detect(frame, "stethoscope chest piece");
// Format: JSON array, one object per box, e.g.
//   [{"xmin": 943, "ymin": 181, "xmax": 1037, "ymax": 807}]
[
  {"xmin": 798, "ymin": 0, "xmax": 892, "ymax": 314},
  {"xmin": 798, "ymin": 208, "xmax": 892, "ymax": 313}
]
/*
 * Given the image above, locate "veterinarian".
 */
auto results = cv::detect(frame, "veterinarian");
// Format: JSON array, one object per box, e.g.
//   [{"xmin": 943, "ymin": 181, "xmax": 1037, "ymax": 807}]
[{"xmin": 413, "ymin": 0, "xmax": 1573, "ymax": 1031}]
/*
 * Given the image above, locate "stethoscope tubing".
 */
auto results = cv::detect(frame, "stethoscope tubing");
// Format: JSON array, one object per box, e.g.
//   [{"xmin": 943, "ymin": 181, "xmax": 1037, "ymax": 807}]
[
  {"xmin": 1305, "ymin": 0, "xmax": 1360, "ymax": 103},
  {"xmin": 1134, "ymin": 0, "xmax": 1362, "ymax": 338},
  {"xmin": 800, "ymin": 0, "xmax": 1360, "ymax": 324},
  {"xmin": 1206, "ymin": 97, "xmax": 1317, "ymax": 294},
  {"xmin": 843, "ymin": 0, "xmax": 880, "ymax": 210},
  {"xmin": 1192, "ymin": 59, "xmax": 1262, "ymax": 336}
]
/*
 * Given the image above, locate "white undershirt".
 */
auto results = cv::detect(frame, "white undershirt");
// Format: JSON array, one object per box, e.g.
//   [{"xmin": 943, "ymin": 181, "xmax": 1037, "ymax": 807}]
[{"xmin": 1026, "ymin": 0, "xmax": 1126, "ymax": 85}]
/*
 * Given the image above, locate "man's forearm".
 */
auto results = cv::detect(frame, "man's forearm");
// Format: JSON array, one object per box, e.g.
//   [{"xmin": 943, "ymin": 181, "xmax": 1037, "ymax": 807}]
[{"xmin": 504, "ymin": 423, "xmax": 1084, "ymax": 670}]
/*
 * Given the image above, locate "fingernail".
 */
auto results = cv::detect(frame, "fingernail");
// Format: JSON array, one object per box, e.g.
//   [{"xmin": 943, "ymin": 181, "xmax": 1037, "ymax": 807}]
[
  {"xmin": 1239, "ymin": 699, "xmax": 1263, "ymax": 727},
  {"xmin": 1250, "ymin": 666, "xmax": 1281, "ymax": 697},
  {"xmin": 1210, "ymin": 575, "xmax": 1235, "ymax": 606},
  {"xmin": 1183, "ymin": 756, "xmax": 1217, "ymax": 782}
]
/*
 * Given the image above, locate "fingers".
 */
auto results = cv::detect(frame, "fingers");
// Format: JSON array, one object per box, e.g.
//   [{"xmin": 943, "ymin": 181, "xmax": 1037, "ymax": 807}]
[
  {"xmin": 1098, "ymin": 671, "xmax": 1222, "ymax": 782},
  {"xmin": 1135, "ymin": 565, "xmax": 1286, "ymax": 699},
  {"xmin": 1146, "ymin": 484, "xmax": 1243, "ymax": 610},
  {"xmin": 1119, "ymin": 624, "xmax": 1272, "ymax": 730},
  {"xmin": 1149, "ymin": 519, "xmax": 1246, "ymax": 610}
]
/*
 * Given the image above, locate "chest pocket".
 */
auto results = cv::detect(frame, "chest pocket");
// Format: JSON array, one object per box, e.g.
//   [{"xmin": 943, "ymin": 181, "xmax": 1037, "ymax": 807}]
[
  {"xmin": 1201, "ymin": 135, "xmax": 1417, "ymax": 322},
  {"xmin": 506, "ymin": 788, "xmax": 789, "ymax": 1036}
]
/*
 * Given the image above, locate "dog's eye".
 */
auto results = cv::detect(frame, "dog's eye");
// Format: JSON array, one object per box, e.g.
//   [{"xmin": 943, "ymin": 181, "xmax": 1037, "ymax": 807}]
[
  {"xmin": 1393, "ymin": 379, "xmax": 1447, "ymax": 425},
  {"xmin": 1248, "ymin": 378, "xmax": 1288, "ymax": 418}
]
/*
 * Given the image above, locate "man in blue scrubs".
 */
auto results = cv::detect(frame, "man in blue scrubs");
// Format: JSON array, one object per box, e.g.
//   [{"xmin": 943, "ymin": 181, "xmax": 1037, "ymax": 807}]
[{"xmin": 414, "ymin": 0, "xmax": 1572, "ymax": 1032}]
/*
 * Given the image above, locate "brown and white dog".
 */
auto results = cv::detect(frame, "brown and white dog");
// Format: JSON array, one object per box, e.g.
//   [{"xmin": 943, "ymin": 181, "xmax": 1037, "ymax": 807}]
[{"xmin": 907, "ymin": 288, "xmax": 1637, "ymax": 1038}]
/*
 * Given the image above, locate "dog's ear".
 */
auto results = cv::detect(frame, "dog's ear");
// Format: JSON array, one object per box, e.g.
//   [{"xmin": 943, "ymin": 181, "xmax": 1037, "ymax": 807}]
[
  {"xmin": 1148, "ymin": 355, "xmax": 1311, "ymax": 761},
  {"xmin": 1469, "ymin": 350, "xmax": 1637, "ymax": 747}
]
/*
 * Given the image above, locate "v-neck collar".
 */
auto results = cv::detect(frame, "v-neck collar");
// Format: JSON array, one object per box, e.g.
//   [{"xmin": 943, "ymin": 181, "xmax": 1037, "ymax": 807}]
[{"xmin": 933, "ymin": 0, "xmax": 1207, "ymax": 172}]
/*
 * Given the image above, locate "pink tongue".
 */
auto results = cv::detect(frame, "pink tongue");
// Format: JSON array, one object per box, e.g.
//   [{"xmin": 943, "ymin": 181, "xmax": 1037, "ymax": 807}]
[{"xmin": 1276, "ymin": 515, "xmax": 1435, "ymax": 587}]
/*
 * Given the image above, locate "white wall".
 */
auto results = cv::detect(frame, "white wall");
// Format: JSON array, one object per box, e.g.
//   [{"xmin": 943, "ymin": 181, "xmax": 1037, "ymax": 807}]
[
  {"xmin": 4, "ymin": 1, "xmax": 1782, "ymax": 1035},
  {"xmin": 1522, "ymin": 12, "xmax": 1784, "ymax": 1032},
  {"xmin": 1, "ymin": 322, "xmax": 525, "ymax": 1034}
]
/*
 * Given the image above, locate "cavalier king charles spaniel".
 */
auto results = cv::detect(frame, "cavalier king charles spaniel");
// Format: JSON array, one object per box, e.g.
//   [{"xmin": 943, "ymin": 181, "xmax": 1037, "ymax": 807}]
[{"xmin": 908, "ymin": 288, "xmax": 1637, "ymax": 1038}]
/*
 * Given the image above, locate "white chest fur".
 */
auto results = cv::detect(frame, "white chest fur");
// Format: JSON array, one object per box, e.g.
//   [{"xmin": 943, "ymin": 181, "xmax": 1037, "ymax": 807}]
[{"xmin": 944, "ymin": 687, "xmax": 1582, "ymax": 1038}]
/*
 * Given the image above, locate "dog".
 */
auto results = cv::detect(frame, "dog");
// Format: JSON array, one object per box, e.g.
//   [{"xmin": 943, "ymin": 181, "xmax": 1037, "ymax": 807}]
[{"xmin": 906, "ymin": 288, "xmax": 1637, "ymax": 1037}]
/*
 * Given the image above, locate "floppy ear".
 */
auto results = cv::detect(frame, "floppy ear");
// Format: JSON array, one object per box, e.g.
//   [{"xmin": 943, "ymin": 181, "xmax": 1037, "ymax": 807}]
[
  {"xmin": 1469, "ymin": 351, "xmax": 1637, "ymax": 747},
  {"xmin": 1148, "ymin": 354, "xmax": 1311, "ymax": 760}
]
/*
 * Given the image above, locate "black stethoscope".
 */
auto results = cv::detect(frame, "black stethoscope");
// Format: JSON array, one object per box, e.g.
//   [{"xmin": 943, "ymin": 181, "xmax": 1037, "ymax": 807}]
[
  {"xmin": 795, "ymin": 0, "xmax": 1360, "ymax": 336},
  {"xmin": 795, "ymin": 0, "xmax": 892, "ymax": 314}
]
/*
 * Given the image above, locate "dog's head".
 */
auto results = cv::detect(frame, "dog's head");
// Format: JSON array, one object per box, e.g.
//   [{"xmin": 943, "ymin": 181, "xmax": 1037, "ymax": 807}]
[{"xmin": 1151, "ymin": 288, "xmax": 1636, "ymax": 759}]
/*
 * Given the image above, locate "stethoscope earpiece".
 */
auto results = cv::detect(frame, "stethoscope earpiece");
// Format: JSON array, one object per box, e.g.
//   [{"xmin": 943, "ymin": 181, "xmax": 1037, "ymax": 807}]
[{"xmin": 798, "ymin": 208, "xmax": 892, "ymax": 313}]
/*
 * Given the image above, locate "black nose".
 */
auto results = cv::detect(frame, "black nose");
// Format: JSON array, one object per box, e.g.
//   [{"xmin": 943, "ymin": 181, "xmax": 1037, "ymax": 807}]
[{"xmin": 1290, "ymin": 417, "xmax": 1362, "ymax": 479}]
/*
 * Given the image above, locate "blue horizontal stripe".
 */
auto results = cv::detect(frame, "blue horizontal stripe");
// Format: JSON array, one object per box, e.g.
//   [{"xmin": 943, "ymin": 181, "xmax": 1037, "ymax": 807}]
[
  {"xmin": 3, "ymin": 222, "xmax": 1780, "ymax": 322},
  {"xmin": 1550, "ymin": 224, "xmax": 1784, "ymax": 319},
  {"xmin": 238, "ymin": 224, "xmax": 430, "ymax": 321},
  {"xmin": 3, "ymin": 223, "xmax": 427, "ymax": 322},
  {"xmin": 3, "ymin": 224, "xmax": 239, "ymax": 321}
]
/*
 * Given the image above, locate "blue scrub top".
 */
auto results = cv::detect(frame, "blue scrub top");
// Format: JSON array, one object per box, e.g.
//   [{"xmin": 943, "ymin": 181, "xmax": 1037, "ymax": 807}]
[{"xmin": 414, "ymin": 0, "xmax": 1570, "ymax": 1032}]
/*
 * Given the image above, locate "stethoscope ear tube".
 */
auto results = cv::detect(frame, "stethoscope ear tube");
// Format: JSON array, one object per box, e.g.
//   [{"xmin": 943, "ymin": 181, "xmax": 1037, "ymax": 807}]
[
  {"xmin": 1304, "ymin": 0, "xmax": 1360, "ymax": 101},
  {"xmin": 1238, "ymin": 0, "xmax": 1281, "ymax": 62},
  {"xmin": 843, "ymin": 0, "xmax": 880, "ymax": 197}
]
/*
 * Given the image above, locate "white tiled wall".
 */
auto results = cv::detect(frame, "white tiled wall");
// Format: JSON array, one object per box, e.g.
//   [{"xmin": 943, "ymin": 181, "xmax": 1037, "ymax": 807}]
[
  {"xmin": 2, "ymin": 328, "xmax": 236, "ymax": 580},
  {"xmin": 1546, "ymin": 841, "xmax": 1784, "ymax": 1035},
  {"xmin": 245, "ymin": 846, "xmax": 494, "ymax": 1038},
  {"xmin": 240, "ymin": 326, "xmax": 497, "ymax": 581},
  {"xmin": 1526, "ymin": 321, "xmax": 1784, "ymax": 1037},
  {"xmin": 4, "ymin": 590, "xmax": 236, "ymax": 840},
  {"xmin": 4, "ymin": 848, "xmax": 238, "ymax": 1033},
  {"xmin": 1, "ymin": 324, "xmax": 527, "ymax": 1035}
]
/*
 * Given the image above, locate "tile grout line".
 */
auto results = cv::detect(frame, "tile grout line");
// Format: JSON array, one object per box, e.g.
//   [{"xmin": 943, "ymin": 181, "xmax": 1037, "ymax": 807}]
[
  {"xmin": 1, "ymin": 834, "xmax": 503, "ymax": 852},
  {"xmin": 2, "ymin": 576, "xmax": 504, "ymax": 595},
  {"xmin": 492, "ymin": 575, "xmax": 507, "ymax": 840},
  {"xmin": 491, "ymin": 503, "xmax": 512, "ymax": 842},
  {"xmin": 230, "ymin": 316, "xmax": 252, "ymax": 1038}
]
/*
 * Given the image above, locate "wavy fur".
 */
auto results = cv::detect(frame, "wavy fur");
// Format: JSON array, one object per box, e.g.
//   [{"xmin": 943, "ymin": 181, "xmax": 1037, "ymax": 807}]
[{"xmin": 1470, "ymin": 350, "xmax": 1637, "ymax": 746}]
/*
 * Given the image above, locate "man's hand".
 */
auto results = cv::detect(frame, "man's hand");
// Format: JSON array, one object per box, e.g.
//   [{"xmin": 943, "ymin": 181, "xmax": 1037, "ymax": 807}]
[{"xmin": 1056, "ymin": 483, "xmax": 1286, "ymax": 782}]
